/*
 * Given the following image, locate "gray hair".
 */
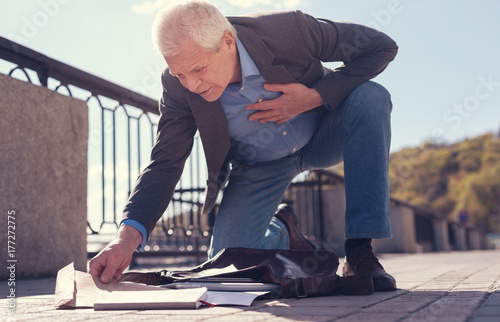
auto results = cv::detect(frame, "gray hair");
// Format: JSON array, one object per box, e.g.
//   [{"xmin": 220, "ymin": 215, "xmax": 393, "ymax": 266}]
[{"xmin": 151, "ymin": 0, "xmax": 237, "ymax": 57}]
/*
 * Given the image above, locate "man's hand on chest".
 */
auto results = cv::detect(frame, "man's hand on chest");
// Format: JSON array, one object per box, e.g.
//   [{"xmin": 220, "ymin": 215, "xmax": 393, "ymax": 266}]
[{"xmin": 245, "ymin": 82, "xmax": 325, "ymax": 124}]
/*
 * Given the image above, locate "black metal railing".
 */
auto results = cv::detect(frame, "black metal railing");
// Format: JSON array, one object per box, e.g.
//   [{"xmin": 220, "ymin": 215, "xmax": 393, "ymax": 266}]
[{"xmin": 283, "ymin": 170, "xmax": 345, "ymax": 244}]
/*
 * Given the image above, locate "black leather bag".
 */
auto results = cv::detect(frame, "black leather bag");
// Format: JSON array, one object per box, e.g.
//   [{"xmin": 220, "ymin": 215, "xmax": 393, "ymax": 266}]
[{"xmin": 119, "ymin": 247, "xmax": 373, "ymax": 298}]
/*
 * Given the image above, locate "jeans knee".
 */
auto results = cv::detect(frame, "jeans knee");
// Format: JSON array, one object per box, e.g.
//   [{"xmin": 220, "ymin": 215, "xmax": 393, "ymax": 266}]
[{"xmin": 346, "ymin": 81, "xmax": 393, "ymax": 117}]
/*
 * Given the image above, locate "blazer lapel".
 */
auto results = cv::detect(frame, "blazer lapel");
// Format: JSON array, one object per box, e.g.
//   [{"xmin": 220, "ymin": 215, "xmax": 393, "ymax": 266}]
[
  {"xmin": 235, "ymin": 25, "xmax": 297, "ymax": 84},
  {"xmin": 188, "ymin": 92, "xmax": 230, "ymax": 173}
]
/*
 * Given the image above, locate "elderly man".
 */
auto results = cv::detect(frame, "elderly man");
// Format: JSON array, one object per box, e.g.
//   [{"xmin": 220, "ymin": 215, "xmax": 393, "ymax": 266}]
[{"xmin": 89, "ymin": 0, "xmax": 398, "ymax": 291}]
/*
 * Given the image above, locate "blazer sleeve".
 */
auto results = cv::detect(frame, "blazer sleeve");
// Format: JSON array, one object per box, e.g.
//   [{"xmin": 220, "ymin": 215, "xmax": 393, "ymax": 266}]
[
  {"xmin": 294, "ymin": 11, "xmax": 398, "ymax": 110},
  {"xmin": 121, "ymin": 69, "xmax": 198, "ymax": 237}
]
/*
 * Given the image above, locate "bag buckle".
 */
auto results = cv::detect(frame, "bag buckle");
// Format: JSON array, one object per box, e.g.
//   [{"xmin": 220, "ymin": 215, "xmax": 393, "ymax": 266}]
[{"xmin": 294, "ymin": 279, "xmax": 307, "ymax": 298}]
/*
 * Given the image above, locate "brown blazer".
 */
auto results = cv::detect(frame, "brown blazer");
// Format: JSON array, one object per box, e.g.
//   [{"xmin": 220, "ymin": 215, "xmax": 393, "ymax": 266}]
[{"xmin": 122, "ymin": 10, "xmax": 398, "ymax": 236}]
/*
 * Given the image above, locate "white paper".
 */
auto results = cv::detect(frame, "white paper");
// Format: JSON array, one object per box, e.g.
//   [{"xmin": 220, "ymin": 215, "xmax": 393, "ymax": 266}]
[{"xmin": 206, "ymin": 291, "xmax": 269, "ymax": 306}]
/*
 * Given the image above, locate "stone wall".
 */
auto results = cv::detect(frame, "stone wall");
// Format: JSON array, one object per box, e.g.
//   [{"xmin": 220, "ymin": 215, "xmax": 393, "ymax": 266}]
[
  {"xmin": 0, "ymin": 74, "xmax": 88, "ymax": 279},
  {"xmin": 374, "ymin": 205, "xmax": 417, "ymax": 253}
]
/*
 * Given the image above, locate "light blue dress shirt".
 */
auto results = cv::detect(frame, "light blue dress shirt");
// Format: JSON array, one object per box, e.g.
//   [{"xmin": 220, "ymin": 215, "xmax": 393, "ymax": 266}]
[{"xmin": 123, "ymin": 39, "xmax": 321, "ymax": 250}]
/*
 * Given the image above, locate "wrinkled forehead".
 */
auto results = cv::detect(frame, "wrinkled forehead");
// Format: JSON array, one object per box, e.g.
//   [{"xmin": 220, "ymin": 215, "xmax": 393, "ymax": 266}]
[{"xmin": 165, "ymin": 40, "xmax": 210, "ymax": 75}]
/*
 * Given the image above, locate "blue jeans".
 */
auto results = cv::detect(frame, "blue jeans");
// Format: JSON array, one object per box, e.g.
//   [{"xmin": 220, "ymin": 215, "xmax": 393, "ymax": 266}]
[{"xmin": 208, "ymin": 81, "xmax": 393, "ymax": 258}]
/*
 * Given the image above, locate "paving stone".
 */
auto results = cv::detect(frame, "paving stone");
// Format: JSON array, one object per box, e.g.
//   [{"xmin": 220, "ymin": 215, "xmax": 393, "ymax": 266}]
[
  {"xmin": 468, "ymin": 317, "xmax": 500, "ymax": 322},
  {"xmin": 253, "ymin": 305, "xmax": 357, "ymax": 317},
  {"xmin": 281, "ymin": 293, "xmax": 396, "ymax": 308},
  {"xmin": 132, "ymin": 306, "xmax": 246, "ymax": 316},
  {"xmin": 227, "ymin": 310, "xmax": 278, "ymax": 318},
  {"xmin": 405, "ymin": 316, "xmax": 468, "ymax": 322},
  {"xmin": 473, "ymin": 305, "xmax": 500, "ymax": 316},
  {"xmin": 266, "ymin": 315, "xmax": 335, "ymax": 322},
  {"xmin": 482, "ymin": 291, "xmax": 500, "ymax": 306},
  {"xmin": 335, "ymin": 312, "xmax": 408, "ymax": 321}
]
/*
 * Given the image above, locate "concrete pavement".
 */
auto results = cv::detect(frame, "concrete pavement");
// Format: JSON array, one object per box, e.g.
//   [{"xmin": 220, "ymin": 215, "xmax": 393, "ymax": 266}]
[{"xmin": 1, "ymin": 250, "xmax": 499, "ymax": 321}]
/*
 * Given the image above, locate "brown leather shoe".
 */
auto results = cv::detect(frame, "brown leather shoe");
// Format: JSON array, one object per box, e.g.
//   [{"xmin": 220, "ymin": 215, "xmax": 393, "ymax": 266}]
[
  {"xmin": 343, "ymin": 244, "xmax": 397, "ymax": 292},
  {"xmin": 275, "ymin": 204, "xmax": 315, "ymax": 250}
]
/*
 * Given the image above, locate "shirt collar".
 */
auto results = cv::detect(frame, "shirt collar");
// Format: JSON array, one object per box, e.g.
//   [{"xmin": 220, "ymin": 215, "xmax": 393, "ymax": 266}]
[{"xmin": 236, "ymin": 39, "xmax": 260, "ymax": 82}]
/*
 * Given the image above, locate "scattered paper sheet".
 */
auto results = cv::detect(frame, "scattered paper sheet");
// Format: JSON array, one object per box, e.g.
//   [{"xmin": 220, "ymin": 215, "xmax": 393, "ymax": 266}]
[
  {"xmin": 55, "ymin": 262, "xmax": 166, "ymax": 308},
  {"xmin": 206, "ymin": 291, "xmax": 270, "ymax": 306}
]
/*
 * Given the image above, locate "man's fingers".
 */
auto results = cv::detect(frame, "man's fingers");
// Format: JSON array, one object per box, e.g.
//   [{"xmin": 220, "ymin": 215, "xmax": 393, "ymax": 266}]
[
  {"xmin": 88, "ymin": 256, "xmax": 105, "ymax": 277},
  {"xmin": 276, "ymin": 117, "xmax": 290, "ymax": 124},
  {"xmin": 88, "ymin": 263, "xmax": 102, "ymax": 277},
  {"xmin": 248, "ymin": 109, "xmax": 280, "ymax": 122},
  {"xmin": 100, "ymin": 264, "xmax": 118, "ymax": 284},
  {"xmin": 246, "ymin": 99, "xmax": 272, "ymax": 111},
  {"xmin": 89, "ymin": 249, "xmax": 120, "ymax": 283},
  {"xmin": 87, "ymin": 229, "xmax": 137, "ymax": 284},
  {"xmin": 257, "ymin": 113, "xmax": 281, "ymax": 123},
  {"xmin": 263, "ymin": 83, "xmax": 288, "ymax": 92}
]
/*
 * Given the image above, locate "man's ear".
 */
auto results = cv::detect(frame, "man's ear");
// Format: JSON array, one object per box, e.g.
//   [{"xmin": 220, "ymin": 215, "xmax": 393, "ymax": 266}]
[{"xmin": 222, "ymin": 30, "xmax": 236, "ymax": 49}]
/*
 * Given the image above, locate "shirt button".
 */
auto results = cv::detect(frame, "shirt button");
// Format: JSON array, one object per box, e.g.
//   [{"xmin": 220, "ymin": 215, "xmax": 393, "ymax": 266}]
[{"xmin": 282, "ymin": 131, "xmax": 287, "ymax": 135}]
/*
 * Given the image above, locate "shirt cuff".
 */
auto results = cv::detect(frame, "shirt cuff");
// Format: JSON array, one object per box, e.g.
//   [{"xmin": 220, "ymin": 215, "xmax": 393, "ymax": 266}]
[{"xmin": 120, "ymin": 219, "xmax": 148, "ymax": 252}]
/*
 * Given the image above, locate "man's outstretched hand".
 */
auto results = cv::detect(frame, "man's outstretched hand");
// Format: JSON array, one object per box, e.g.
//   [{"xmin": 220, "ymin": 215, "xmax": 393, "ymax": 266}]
[{"xmin": 88, "ymin": 225, "xmax": 142, "ymax": 283}]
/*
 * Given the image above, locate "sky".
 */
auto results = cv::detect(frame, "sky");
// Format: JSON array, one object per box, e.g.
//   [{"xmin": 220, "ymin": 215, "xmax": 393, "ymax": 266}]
[{"xmin": 1, "ymin": 0, "xmax": 500, "ymax": 233}]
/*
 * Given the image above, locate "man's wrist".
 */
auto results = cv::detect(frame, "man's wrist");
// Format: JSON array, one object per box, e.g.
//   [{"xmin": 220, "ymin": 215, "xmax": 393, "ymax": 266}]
[
  {"xmin": 117, "ymin": 225, "xmax": 143, "ymax": 251},
  {"xmin": 309, "ymin": 88, "xmax": 325, "ymax": 109},
  {"xmin": 120, "ymin": 220, "xmax": 148, "ymax": 252}
]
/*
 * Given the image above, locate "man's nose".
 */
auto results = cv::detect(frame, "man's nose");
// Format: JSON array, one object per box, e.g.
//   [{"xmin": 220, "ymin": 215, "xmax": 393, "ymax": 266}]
[{"xmin": 185, "ymin": 77, "xmax": 202, "ymax": 93}]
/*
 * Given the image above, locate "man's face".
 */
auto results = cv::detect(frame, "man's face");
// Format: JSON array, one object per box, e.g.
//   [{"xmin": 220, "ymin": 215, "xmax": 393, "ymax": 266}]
[{"xmin": 166, "ymin": 31, "xmax": 241, "ymax": 102}]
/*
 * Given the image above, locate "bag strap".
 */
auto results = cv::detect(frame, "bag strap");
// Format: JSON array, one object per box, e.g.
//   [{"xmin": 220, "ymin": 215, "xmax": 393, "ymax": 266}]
[{"xmin": 118, "ymin": 271, "xmax": 165, "ymax": 285}]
